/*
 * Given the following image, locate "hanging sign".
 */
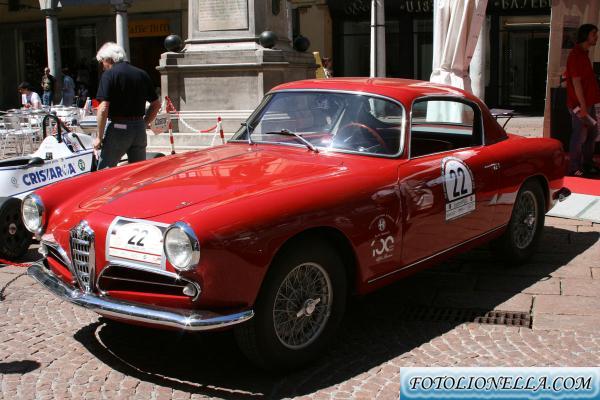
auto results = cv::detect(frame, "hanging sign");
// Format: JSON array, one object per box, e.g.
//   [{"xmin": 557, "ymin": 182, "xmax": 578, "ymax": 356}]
[
  {"xmin": 398, "ymin": 0, "xmax": 433, "ymax": 13},
  {"xmin": 341, "ymin": 0, "xmax": 434, "ymax": 16},
  {"xmin": 129, "ymin": 20, "xmax": 171, "ymax": 38},
  {"xmin": 489, "ymin": 0, "xmax": 551, "ymax": 11}
]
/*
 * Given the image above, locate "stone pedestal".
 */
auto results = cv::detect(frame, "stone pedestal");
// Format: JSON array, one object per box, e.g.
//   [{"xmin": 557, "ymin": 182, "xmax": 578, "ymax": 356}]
[{"xmin": 157, "ymin": 0, "xmax": 317, "ymax": 134}]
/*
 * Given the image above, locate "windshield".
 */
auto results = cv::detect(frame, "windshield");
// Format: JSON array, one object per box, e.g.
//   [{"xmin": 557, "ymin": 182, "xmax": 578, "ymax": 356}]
[{"xmin": 231, "ymin": 91, "xmax": 405, "ymax": 156}]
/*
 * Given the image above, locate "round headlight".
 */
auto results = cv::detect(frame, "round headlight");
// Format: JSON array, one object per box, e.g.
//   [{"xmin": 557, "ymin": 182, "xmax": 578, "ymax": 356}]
[
  {"xmin": 164, "ymin": 222, "xmax": 200, "ymax": 271},
  {"xmin": 22, "ymin": 194, "xmax": 45, "ymax": 235}
]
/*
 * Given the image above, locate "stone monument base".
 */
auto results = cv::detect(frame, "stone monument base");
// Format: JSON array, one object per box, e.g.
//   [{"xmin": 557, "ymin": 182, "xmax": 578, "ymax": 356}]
[{"xmin": 158, "ymin": 47, "xmax": 317, "ymax": 134}]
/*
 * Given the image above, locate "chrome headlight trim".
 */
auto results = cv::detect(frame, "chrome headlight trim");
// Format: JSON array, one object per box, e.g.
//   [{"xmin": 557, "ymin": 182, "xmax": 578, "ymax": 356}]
[
  {"xmin": 163, "ymin": 221, "xmax": 200, "ymax": 272},
  {"xmin": 22, "ymin": 193, "xmax": 46, "ymax": 235}
]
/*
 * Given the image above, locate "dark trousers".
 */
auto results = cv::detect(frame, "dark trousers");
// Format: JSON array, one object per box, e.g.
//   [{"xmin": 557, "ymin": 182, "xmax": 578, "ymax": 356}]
[
  {"xmin": 568, "ymin": 107, "xmax": 598, "ymax": 173},
  {"xmin": 98, "ymin": 120, "xmax": 147, "ymax": 170}
]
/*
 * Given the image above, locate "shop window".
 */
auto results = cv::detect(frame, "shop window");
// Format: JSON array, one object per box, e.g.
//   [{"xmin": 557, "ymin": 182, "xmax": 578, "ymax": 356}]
[
  {"xmin": 498, "ymin": 15, "xmax": 550, "ymax": 113},
  {"xmin": 413, "ymin": 18, "xmax": 433, "ymax": 80},
  {"xmin": 339, "ymin": 19, "xmax": 401, "ymax": 77},
  {"xmin": 59, "ymin": 25, "xmax": 98, "ymax": 100}
]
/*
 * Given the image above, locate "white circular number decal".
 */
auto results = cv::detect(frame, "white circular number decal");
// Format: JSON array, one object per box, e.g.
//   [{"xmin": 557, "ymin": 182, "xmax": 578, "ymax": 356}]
[
  {"xmin": 441, "ymin": 158, "xmax": 476, "ymax": 221},
  {"xmin": 442, "ymin": 158, "xmax": 474, "ymax": 201}
]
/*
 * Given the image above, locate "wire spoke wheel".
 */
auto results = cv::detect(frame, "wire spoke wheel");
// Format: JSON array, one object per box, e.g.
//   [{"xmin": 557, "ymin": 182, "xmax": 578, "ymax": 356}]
[
  {"xmin": 512, "ymin": 190, "xmax": 538, "ymax": 250},
  {"xmin": 491, "ymin": 181, "xmax": 545, "ymax": 265},
  {"xmin": 272, "ymin": 262, "xmax": 332, "ymax": 350},
  {"xmin": 235, "ymin": 239, "xmax": 346, "ymax": 370}
]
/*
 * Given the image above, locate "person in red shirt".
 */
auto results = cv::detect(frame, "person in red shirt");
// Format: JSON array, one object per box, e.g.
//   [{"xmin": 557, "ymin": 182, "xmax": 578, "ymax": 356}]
[{"xmin": 565, "ymin": 24, "xmax": 600, "ymax": 176}]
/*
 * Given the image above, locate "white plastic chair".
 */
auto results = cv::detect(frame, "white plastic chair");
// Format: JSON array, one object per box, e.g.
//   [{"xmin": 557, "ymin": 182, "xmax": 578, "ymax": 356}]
[{"xmin": 1, "ymin": 114, "xmax": 34, "ymax": 157}]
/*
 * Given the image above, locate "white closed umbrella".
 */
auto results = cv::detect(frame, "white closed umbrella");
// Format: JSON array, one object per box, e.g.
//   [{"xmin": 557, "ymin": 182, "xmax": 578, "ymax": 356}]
[
  {"xmin": 428, "ymin": 0, "xmax": 487, "ymax": 122},
  {"xmin": 430, "ymin": 0, "xmax": 487, "ymax": 93}
]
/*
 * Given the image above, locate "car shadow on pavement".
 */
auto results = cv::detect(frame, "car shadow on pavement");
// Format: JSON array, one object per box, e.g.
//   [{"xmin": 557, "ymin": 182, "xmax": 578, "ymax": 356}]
[{"xmin": 72, "ymin": 226, "xmax": 599, "ymax": 399}]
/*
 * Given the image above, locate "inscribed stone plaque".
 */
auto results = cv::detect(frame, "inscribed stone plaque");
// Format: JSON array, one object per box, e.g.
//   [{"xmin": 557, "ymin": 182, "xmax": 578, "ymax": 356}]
[{"xmin": 198, "ymin": 0, "xmax": 249, "ymax": 32}]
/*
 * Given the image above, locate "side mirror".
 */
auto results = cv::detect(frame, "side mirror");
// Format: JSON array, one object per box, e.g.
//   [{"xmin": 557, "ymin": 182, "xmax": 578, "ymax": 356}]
[{"xmin": 27, "ymin": 157, "xmax": 44, "ymax": 167}]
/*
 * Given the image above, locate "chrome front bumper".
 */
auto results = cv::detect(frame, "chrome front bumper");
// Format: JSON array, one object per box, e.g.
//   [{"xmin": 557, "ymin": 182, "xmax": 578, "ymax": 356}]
[{"xmin": 28, "ymin": 263, "xmax": 254, "ymax": 331}]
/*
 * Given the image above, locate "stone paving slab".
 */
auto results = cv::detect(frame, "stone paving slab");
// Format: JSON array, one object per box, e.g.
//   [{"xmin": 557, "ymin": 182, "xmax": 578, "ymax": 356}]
[
  {"xmin": 534, "ymin": 295, "xmax": 600, "ymax": 316},
  {"xmin": 475, "ymin": 275, "xmax": 560, "ymax": 295},
  {"xmin": 434, "ymin": 291, "xmax": 533, "ymax": 313},
  {"xmin": 533, "ymin": 314, "xmax": 600, "ymax": 332},
  {"xmin": 0, "ymin": 217, "xmax": 598, "ymax": 399},
  {"xmin": 561, "ymin": 278, "xmax": 600, "ymax": 297}
]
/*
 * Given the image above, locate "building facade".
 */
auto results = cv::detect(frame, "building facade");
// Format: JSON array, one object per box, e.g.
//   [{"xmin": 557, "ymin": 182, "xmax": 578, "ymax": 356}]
[
  {"xmin": 299, "ymin": 0, "xmax": 552, "ymax": 114},
  {"xmin": 0, "ymin": 0, "xmax": 187, "ymax": 109},
  {"xmin": 2, "ymin": 0, "xmax": 595, "ymax": 122}
]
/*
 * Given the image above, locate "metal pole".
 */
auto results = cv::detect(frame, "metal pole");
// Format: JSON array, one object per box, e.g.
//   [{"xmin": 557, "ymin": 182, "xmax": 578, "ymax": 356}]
[
  {"xmin": 370, "ymin": 0, "xmax": 386, "ymax": 77},
  {"xmin": 370, "ymin": 0, "xmax": 377, "ymax": 78},
  {"xmin": 377, "ymin": 0, "xmax": 386, "ymax": 77}
]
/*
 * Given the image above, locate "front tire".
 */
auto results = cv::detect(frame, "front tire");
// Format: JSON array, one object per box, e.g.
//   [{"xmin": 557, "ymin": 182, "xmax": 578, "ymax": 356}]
[
  {"xmin": 492, "ymin": 180, "xmax": 545, "ymax": 264},
  {"xmin": 235, "ymin": 238, "xmax": 347, "ymax": 370},
  {"xmin": 0, "ymin": 198, "xmax": 32, "ymax": 261}
]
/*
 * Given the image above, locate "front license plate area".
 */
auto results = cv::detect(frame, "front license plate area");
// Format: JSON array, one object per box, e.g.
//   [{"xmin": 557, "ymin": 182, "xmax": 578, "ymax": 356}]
[{"xmin": 106, "ymin": 217, "xmax": 169, "ymax": 269}]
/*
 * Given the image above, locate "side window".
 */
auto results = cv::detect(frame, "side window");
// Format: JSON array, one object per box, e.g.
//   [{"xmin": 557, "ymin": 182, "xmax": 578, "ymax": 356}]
[{"xmin": 410, "ymin": 99, "xmax": 481, "ymax": 158}]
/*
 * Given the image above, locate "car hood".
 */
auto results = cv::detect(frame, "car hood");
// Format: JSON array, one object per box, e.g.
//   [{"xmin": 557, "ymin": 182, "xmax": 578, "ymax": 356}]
[{"xmin": 80, "ymin": 145, "xmax": 346, "ymax": 218}]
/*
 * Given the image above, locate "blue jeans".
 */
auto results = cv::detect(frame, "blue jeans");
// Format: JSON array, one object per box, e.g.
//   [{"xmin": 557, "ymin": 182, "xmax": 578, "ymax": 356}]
[
  {"xmin": 42, "ymin": 91, "xmax": 53, "ymax": 106},
  {"xmin": 97, "ymin": 120, "xmax": 147, "ymax": 169},
  {"xmin": 569, "ymin": 107, "xmax": 598, "ymax": 173}
]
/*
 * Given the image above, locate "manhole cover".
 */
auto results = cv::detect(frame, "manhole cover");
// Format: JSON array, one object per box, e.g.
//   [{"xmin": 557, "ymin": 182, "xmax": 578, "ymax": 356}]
[{"xmin": 399, "ymin": 306, "xmax": 532, "ymax": 328}]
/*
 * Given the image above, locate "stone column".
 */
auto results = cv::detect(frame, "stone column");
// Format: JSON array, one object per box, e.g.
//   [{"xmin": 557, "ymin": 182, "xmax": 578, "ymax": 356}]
[
  {"xmin": 158, "ymin": 0, "xmax": 317, "ymax": 137},
  {"xmin": 111, "ymin": 0, "xmax": 132, "ymax": 61},
  {"xmin": 39, "ymin": 0, "xmax": 62, "ymax": 104}
]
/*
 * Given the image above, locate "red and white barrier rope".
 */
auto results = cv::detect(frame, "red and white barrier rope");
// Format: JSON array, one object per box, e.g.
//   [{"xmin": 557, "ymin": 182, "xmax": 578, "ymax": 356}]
[
  {"xmin": 211, "ymin": 117, "xmax": 225, "ymax": 146},
  {"xmin": 0, "ymin": 258, "xmax": 33, "ymax": 268},
  {"xmin": 163, "ymin": 96, "xmax": 225, "ymax": 149}
]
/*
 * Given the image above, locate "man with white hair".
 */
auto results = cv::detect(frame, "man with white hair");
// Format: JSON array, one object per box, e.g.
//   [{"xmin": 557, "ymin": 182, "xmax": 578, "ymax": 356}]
[{"xmin": 94, "ymin": 42, "xmax": 161, "ymax": 169}]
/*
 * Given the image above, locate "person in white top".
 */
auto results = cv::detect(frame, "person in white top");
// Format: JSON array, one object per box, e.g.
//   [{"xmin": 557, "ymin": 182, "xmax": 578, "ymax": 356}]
[{"xmin": 17, "ymin": 82, "xmax": 41, "ymax": 109}]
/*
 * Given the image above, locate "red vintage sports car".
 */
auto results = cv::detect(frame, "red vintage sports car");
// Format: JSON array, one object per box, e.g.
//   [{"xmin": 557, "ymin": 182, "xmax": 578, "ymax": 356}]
[{"xmin": 24, "ymin": 78, "xmax": 570, "ymax": 369}]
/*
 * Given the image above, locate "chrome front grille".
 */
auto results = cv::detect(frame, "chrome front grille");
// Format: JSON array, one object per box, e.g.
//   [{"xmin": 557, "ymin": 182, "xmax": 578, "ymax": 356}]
[{"xmin": 70, "ymin": 221, "xmax": 95, "ymax": 292}]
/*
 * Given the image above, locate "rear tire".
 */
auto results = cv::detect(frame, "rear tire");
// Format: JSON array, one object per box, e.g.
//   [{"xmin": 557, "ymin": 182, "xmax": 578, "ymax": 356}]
[
  {"xmin": 491, "ymin": 180, "xmax": 545, "ymax": 265},
  {"xmin": 0, "ymin": 198, "xmax": 32, "ymax": 261},
  {"xmin": 235, "ymin": 238, "xmax": 347, "ymax": 371}
]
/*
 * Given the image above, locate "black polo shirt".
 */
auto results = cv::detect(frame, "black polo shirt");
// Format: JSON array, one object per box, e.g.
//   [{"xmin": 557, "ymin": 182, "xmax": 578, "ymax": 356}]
[{"xmin": 96, "ymin": 62, "xmax": 158, "ymax": 118}]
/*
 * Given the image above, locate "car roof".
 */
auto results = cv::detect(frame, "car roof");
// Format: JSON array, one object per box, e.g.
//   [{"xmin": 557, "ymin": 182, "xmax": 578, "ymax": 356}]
[{"xmin": 271, "ymin": 78, "xmax": 475, "ymax": 104}]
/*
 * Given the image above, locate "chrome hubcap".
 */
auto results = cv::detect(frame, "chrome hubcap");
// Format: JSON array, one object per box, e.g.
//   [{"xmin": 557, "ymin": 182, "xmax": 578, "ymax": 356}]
[
  {"xmin": 296, "ymin": 297, "xmax": 321, "ymax": 318},
  {"xmin": 513, "ymin": 190, "xmax": 538, "ymax": 249},
  {"xmin": 273, "ymin": 262, "xmax": 332, "ymax": 350}
]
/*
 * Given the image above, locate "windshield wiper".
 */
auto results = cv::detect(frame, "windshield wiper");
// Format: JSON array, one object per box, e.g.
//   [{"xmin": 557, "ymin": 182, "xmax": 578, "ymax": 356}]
[
  {"xmin": 241, "ymin": 122, "xmax": 254, "ymax": 145},
  {"xmin": 264, "ymin": 129, "xmax": 319, "ymax": 153}
]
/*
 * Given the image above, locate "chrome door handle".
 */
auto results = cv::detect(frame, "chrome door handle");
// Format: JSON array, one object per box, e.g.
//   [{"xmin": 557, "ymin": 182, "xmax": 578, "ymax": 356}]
[{"xmin": 484, "ymin": 163, "xmax": 500, "ymax": 171}]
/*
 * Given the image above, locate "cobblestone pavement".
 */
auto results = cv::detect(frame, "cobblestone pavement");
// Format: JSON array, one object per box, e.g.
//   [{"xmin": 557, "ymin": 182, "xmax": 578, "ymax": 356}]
[{"xmin": 0, "ymin": 216, "xmax": 599, "ymax": 399}]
